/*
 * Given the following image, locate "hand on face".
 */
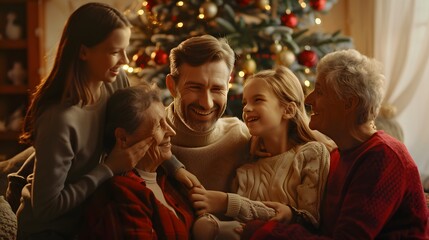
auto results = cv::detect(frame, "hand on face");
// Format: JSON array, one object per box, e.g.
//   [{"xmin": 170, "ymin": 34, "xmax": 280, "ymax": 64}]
[{"xmin": 104, "ymin": 135, "xmax": 154, "ymax": 175}]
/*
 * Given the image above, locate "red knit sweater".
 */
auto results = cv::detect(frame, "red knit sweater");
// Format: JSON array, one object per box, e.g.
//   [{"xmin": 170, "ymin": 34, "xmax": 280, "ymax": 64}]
[
  {"xmin": 79, "ymin": 169, "xmax": 194, "ymax": 240},
  {"xmin": 247, "ymin": 131, "xmax": 429, "ymax": 239}
]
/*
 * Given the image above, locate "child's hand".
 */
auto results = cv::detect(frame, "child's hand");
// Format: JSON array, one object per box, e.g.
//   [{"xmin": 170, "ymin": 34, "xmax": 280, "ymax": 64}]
[
  {"xmin": 262, "ymin": 201, "xmax": 292, "ymax": 223},
  {"xmin": 104, "ymin": 136, "xmax": 154, "ymax": 174},
  {"xmin": 189, "ymin": 187, "xmax": 228, "ymax": 216},
  {"xmin": 175, "ymin": 168, "xmax": 201, "ymax": 189}
]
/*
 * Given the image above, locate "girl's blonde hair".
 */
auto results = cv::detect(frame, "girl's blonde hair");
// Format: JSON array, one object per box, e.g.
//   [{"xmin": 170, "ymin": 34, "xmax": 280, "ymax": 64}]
[{"xmin": 244, "ymin": 66, "xmax": 334, "ymax": 150}]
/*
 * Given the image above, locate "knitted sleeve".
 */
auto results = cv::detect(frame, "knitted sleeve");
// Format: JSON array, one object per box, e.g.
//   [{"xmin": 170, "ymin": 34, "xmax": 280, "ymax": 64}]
[
  {"xmin": 226, "ymin": 192, "xmax": 276, "ymax": 222},
  {"xmin": 291, "ymin": 142, "xmax": 330, "ymax": 227}
]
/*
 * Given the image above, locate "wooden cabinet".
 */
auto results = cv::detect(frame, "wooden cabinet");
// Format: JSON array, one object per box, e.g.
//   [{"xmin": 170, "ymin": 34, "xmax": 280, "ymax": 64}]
[{"xmin": 0, "ymin": 0, "xmax": 43, "ymax": 160}]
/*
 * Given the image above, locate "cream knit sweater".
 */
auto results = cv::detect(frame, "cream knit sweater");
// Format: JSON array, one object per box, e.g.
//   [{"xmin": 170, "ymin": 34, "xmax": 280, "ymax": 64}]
[
  {"xmin": 225, "ymin": 141, "xmax": 330, "ymax": 227},
  {"xmin": 165, "ymin": 104, "xmax": 251, "ymax": 192}
]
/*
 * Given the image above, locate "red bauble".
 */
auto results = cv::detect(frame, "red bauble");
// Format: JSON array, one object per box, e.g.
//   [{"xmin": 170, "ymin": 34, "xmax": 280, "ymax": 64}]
[
  {"xmin": 154, "ymin": 49, "xmax": 168, "ymax": 65},
  {"xmin": 298, "ymin": 50, "xmax": 318, "ymax": 68},
  {"xmin": 145, "ymin": 0, "xmax": 157, "ymax": 11},
  {"xmin": 310, "ymin": 0, "xmax": 327, "ymax": 11},
  {"xmin": 237, "ymin": 0, "xmax": 252, "ymax": 7},
  {"xmin": 136, "ymin": 53, "xmax": 151, "ymax": 68},
  {"xmin": 281, "ymin": 13, "xmax": 298, "ymax": 28}
]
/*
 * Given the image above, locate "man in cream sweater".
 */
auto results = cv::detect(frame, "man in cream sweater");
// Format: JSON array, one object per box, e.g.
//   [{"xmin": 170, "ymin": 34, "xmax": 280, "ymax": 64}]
[{"xmin": 165, "ymin": 35, "xmax": 251, "ymax": 193}]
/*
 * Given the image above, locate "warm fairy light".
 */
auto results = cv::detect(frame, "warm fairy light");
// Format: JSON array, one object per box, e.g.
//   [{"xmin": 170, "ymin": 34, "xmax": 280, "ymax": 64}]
[
  {"xmin": 127, "ymin": 67, "xmax": 134, "ymax": 73},
  {"xmin": 285, "ymin": 9, "xmax": 291, "ymax": 14},
  {"xmin": 198, "ymin": 13, "xmax": 205, "ymax": 19},
  {"xmin": 228, "ymin": 83, "xmax": 233, "ymax": 89},
  {"xmin": 176, "ymin": 1, "xmax": 184, "ymax": 7},
  {"xmin": 300, "ymin": 2, "xmax": 307, "ymax": 8},
  {"xmin": 265, "ymin": 5, "xmax": 271, "ymax": 11},
  {"xmin": 142, "ymin": 1, "xmax": 148, "ymax": 7},
  {"xmin": 137, "ymin": 9, "xmax": 144, "ymax": 15},
  {"xmin": 304, "ymin": 68, "xmax": 311, "ymax": 74},
  {"xmin": 304, "ymin": 80, "xmax": 311, "ymax": 87},
  {"xmin": 132, "ymin": 54, "xmax": 138, "ymax": 61},
  {"xmin": 177, "ymin": 22, "xmax": 184, "ymax": 28},
  {"xmin": 315, "ymin": 17, "xmax": 322, "ymax": 25},
  {"xmin": 238, "ymin": 71, "xmax": 245, "ymax": 77},
  {"xmin": 122, "ymin": 65, "xmax": 129, "ymax": 70}
]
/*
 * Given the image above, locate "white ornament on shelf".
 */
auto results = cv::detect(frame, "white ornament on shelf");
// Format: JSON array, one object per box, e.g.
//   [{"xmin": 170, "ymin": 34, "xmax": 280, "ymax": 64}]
[
  {"xmin": 5, "ymin": 12, "xmax": 23, "ymax": 40},
  {"xmin": 7, "ymin": 106, "xmax": 24, "ymax": 132},
  {"xmin": 7, "ymin": 62, "xmax": 27, "ymax": 86}
]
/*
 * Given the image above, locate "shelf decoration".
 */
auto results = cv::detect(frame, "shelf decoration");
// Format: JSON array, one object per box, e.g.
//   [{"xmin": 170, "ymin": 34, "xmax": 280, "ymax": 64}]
[
  {"xmin": 7, "ymin": 61, "xmax": 27, "ymax": 86},
  {"xmin": 5, "ymin": 11, "xmax": 23, "ymax": 40}
]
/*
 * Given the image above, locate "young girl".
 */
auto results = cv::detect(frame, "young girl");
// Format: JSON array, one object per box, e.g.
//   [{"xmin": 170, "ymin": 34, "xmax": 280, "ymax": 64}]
[
  {"xmin": 190, "ymin": 66, "xmax": 331, "ymax": 240},
  {"xmin": 16, "ymin": 3, "xmax": 152, "ymax": 239}
]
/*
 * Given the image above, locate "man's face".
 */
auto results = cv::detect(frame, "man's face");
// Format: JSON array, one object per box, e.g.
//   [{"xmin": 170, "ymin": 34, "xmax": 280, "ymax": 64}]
[{"xmin": 168, "ymin": 61, "xmax": 230, "ymax": 132}]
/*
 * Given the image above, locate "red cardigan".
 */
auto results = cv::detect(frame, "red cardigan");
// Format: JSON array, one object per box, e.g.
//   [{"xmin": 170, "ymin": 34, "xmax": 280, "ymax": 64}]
[
  {"xmin": 79, "ymin": 169, "xmax": 194, "ymax": 240},
  {"xmin": 247, "ymin": 131, "xmax": 429, "ymax": 239}
]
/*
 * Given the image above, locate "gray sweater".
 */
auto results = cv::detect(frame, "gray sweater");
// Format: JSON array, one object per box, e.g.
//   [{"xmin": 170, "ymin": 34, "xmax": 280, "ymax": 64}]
[{"xmin": 17, "ymin": 72, "xmax": 129, "ymax": 238}]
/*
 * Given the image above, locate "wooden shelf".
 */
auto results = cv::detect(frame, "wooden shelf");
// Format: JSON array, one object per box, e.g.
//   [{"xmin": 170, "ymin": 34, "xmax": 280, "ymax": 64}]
[
  {"xmin": 0, "ymin": 39, "xmax": 27, "ymax": 49},
  {"xmin": 0, "ymin": 0, "xmax": 26, "ymax": 3},
  {"xmin": 0, "ymin": 0, "xmax": 43, "ymax": 159},
  {"xmin": 0, "ymin": 85, "xmax": 28, "ymax": 94},
  {"xmin": 0, "ymin": 130, "xmax": 20, "ymax": 141}
]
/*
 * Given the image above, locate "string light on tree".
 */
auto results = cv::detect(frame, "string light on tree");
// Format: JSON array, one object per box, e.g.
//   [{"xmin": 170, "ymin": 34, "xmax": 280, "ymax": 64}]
[{"xmin": 124, "ymin": 0, "xmax": 353, "ymax": 118}]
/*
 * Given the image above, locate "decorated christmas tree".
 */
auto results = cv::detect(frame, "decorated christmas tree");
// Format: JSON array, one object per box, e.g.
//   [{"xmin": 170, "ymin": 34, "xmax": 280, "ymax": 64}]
[{"xmin": 123, "ymin": 0, "xmax": 353, "ymax": 117}]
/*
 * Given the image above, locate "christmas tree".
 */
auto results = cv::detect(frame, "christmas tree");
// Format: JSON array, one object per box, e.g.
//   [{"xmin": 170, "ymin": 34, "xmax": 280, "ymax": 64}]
[{"xmin": 123, "ymin": 0, "xmax": 353, "ymax": 118}]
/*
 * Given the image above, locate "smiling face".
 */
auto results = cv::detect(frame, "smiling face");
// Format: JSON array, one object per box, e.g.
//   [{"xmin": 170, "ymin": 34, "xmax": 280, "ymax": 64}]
[
  {"xmin": 305, "ymin": 75, "xmax": 346, "ymax": 139},
  {"xmin": 167, "ymin": 61, "xmax": 230, "ymax": 132},
  {"xmin": 125, "ymin": 102, "xmax": 176, "ymax": 171},
  {"xmin": 242, "ymin": 77, "xmax": 287, "ymax": 138},
  {"xmin": 80, "ymin": 27, "xmax": 131, "ymax": 85}
]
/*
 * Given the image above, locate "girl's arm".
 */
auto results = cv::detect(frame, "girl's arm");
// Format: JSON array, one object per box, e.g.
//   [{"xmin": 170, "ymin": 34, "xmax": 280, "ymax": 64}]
[{"xmin": 189, "ymin": 187, "xmax": 276, "ymax": 222}]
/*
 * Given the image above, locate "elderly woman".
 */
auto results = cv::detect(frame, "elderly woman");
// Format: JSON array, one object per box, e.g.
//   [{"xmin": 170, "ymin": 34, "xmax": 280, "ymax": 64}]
[
  {"xmin": 79, "ymin": 84, "xmax": 194, "ymax": 240},
  {"xmin": 247, "ymin": 49, "xmax": 428, "ymax": 239}
]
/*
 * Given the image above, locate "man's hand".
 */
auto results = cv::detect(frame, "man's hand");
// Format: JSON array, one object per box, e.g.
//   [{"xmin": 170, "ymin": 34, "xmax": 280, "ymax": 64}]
[
  {"xmin": 189, "ymin": 187, "xmax": 228, "ymax": 216},
  {"xmin": 175, "ymin": 168, "xmax": 201, "ymax": 189}
]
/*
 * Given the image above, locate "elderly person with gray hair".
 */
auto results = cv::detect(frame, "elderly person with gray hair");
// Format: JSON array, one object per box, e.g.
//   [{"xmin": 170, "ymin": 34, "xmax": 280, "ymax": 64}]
[{"xmin": 246, "ymin": 49, "xmax": 428, "ymax": 239}]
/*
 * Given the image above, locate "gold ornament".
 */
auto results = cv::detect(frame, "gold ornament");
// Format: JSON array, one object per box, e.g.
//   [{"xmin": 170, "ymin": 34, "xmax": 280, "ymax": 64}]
[
  {"xmin": 242, "ymin": 55, "xmax": 257, "ymax": 74},
  {"xmin": 270, "ymin": 42, "xmax": 282, "ymax": 54},
  {"xmin": 199, "ymin": 2, "xmax": 218, "ymax": 19},
  {"xmin": 256, "ymin": 0, "xmax": 270, "ymax": 10},
  {"xmin": 278, "ymin": 49, "xmax": 296, "ymax": 66}
]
